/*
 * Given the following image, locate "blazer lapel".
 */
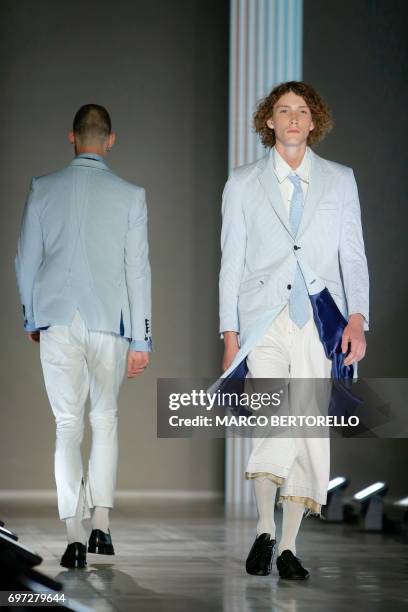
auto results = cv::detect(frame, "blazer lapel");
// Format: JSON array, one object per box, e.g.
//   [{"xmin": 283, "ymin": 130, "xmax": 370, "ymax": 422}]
[
  {"xmin": 297, "ymin": 149, "xmax": 327, "ymax": 238},
  {"xmin": 258, "ymin": 148, "xmax": 329, "ymax": 239},
  {"xmin": 258, "ymin": 151, "xmax": 292, "ymax": 236}
]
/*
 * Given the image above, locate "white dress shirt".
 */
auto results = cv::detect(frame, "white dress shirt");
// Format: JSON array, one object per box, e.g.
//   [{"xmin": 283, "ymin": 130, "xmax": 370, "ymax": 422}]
[{"xmin": 272, "ymin": 145, "xmax": 311, "ymax": 215}]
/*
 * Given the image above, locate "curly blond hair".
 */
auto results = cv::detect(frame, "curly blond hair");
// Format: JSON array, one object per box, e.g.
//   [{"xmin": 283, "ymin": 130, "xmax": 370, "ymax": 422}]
[{"xmin": 253, "ymin": 81, "xmax": 334, "ymax": 148}]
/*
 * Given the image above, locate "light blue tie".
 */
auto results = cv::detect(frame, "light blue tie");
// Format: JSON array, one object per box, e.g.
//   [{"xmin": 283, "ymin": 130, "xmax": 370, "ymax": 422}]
[{"xmin": 288, "ymin": 173, "xmax": 310, "ymax": 328}]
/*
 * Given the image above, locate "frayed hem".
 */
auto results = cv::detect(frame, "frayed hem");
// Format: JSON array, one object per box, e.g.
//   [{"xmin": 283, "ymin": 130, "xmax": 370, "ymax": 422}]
[
  {"xmin": 245, "ymin": 471, "xmax": 285, "ymax": 486},
  {"xmin": 277, "ymin": 495, "xmax": 323, "ymax": 518}
]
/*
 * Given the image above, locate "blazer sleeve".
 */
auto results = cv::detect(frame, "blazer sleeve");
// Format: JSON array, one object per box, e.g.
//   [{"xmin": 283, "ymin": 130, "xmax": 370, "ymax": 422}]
[
  {"xmin": 219, "ymin": 173, "xmax": 247, "ymax": 334},
  {"xmin": 15, "ymin": 178, "xmax": 44, "ymax": 331},
  {"xmin": 339, "ymin": 168, "xmax": 370, "ymax": 330},
  {"xmin": 125, "ymin": 188, "xmax": 152, "ymax": 351}
]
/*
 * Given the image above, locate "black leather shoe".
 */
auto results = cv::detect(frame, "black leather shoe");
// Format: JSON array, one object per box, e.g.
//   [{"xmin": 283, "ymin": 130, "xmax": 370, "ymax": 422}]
[
  {"xmin": 245, "ymin": 533, "xmax": 276, "ymax": 576},
  {"xmin": 60, "ymin": 542, "xmax": 87, "ymax": 568},
  {"xmin": 276, "ymin": 549, "xmax": 309, "ymax": 580},
  {"xmin": 88, "ymin": 529, "xmax": 115, "ymax": 555}
]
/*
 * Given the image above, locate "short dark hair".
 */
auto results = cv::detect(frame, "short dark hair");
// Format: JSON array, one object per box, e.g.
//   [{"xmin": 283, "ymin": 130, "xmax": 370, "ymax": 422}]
[
  {"xmin": 72, "ymin": 104, "xmax": 112, "ymax": 144},
  {"xmin": 253, "ymin": 81, "xmax": 333, "ymax": 148}
]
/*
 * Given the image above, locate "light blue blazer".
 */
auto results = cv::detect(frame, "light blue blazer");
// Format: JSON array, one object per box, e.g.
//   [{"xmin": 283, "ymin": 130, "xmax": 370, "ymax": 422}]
[
  {"xmin": 219, "ymin": 147, "xmax": 369, "ymax": 378},
  {"xmin": 15, "ymin": 154, "xmax": 152, "ymax": 351}
]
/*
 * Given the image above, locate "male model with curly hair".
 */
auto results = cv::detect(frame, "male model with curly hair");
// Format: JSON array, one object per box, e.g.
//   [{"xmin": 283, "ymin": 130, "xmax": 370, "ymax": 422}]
[{"xmin": 219, "ymin": 81, "xmax": 369, "ymax": 579}]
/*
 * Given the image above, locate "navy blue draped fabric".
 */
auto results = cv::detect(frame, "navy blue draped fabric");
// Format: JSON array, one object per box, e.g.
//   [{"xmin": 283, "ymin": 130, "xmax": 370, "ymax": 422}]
[
  {"xmin": 217, "ymin": 358, "xmax": 250, "ymax": 417},
  {"xmin": 217, "ymin": 287, "xmax": 362, "ymax": 418},
  {"xmin": 310, "ymin": 288, "xmax": 362, "ymax": 417},
  {"xmin": 309, "ymin": 288, "xmax": 353, "ymax": 379}
]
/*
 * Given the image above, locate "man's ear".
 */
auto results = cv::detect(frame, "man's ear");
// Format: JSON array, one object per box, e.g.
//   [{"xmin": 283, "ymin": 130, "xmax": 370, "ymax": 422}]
[
  {"xmin": 107, "ymin": 132, "xmax": 116, "ymax": 150},
  {"xmin": 309, "ymin": 121, "xmax": 315, "ymax": 132},
  {"xmin": 68, "ymin": 131, "xmax": 75, "ymax": 144},
  {"xmin": 266, "ymin": 118, "xmax": 274, "ymax": 130}
]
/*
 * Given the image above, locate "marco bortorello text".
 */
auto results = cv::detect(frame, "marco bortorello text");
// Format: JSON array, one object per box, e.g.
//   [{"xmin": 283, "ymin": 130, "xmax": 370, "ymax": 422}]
[
  {"xmin": 157, "ymin": 378, "xmax": 406, "ymax": 439},
  {"xmin": 155, "ymin": 378, "xmax": 374, "ymax": 439}
]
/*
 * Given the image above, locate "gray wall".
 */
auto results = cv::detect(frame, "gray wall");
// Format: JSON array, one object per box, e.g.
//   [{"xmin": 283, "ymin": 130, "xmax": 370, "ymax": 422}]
[
  {"xmin": 0, "ymin": 0, "xmax": 228, "ymax": 493},
  {"xmin": 303, "ymin": 0, "xmax": 408, "ymax": 496}
]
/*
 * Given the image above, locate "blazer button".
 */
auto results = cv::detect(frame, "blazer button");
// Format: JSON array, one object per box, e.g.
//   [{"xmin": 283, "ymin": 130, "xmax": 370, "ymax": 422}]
[
  {"xmin": 287, "ymin": 284, "xmax": 292, "ymax": 290},
  {"xmin": 294, "ymin": 245, "xmax": 300, "ymax": 250}
]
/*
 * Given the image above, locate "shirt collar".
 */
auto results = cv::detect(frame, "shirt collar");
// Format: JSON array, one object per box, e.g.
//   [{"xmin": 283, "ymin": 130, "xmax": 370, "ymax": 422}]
[
  {"xmin": 272, "ymin": 146, "xmax": 311, "ymax": 184},
  {"xmin": 75, "ymin": 152, "xmax": 106, "ymax": 162}
]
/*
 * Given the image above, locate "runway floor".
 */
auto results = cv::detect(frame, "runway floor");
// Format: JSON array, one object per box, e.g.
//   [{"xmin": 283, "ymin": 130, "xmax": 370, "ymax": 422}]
[{"xmin": 2, "ymin": 500, "xmax": 408, "ymax": 612}]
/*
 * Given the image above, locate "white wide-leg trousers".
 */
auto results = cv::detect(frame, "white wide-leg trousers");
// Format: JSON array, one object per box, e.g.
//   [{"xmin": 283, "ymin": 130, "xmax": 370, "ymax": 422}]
[
  {"xmin": 39, "ymin": 310, "xmax": 128, "ymax": 520},
  {"xmin": 245, "ymin": 304, "xmax": 332, "ymax": 515}
]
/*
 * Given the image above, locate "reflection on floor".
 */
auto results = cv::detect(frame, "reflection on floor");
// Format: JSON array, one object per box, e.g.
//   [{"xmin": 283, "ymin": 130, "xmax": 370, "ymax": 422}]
[{"xmin": 2, "ymin": 499, "xmax": 408, "ymax": 611}]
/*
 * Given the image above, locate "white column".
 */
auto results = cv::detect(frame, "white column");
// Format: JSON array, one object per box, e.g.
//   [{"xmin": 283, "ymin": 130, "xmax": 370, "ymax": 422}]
[{"xmin": 226, "ymin": 0, "xmax": 303, "ymax": 514}]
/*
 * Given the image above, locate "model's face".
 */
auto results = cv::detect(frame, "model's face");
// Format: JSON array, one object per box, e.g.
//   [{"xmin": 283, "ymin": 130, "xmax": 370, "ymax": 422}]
[{"xmin": 266, "ymin": 91, "xmax": 314, "ymax": 147}]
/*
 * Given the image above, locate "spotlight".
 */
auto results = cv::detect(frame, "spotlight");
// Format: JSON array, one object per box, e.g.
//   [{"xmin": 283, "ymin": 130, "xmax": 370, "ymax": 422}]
[
  {"xmin": 325, "ymin": 476, "xmax": 349, "ymax": 522},
  {"xmin": 353, "ymin": 481, "xmax": 388, "ymax": 531},
  {"xmin": 354, "ymin": 481, "xmax": 388, "ymax": 501},
  {"xmin": 328, "ymin": 476, "xmax": 348, "ymax": 492}
]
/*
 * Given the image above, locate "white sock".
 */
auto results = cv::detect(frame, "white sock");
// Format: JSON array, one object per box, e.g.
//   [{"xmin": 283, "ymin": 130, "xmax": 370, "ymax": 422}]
[
  {"xmin": 92, "ymin": 506, "xmax": 110, "ymax": 533},
  {"xmin": 278, "ymin": 500, "xmax": 305, "ymax": 555},
  {"xmin": 253, "ymin": 477, "xmax": 278, "ymax": 538},
  {"xmin": 65, "ymin": 484, "xmax": 87, "ymax": 545}
]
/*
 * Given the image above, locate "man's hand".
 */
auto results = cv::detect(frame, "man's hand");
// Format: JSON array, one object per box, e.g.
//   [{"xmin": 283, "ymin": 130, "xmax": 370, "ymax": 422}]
[
  {"xmin": 127, "ymin": 351, "xmax": 150, "ymax": 378},
  {"xmin": 341, "ymin": 314, "xmax": 366, "ymax": 366},
  {"xmin": 222, "ymin": 331, "xmax": 239, "ymax": 372},
  {"xmin": 26, "ymin": 331, "xmax": 40, "ymax": 344}
]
